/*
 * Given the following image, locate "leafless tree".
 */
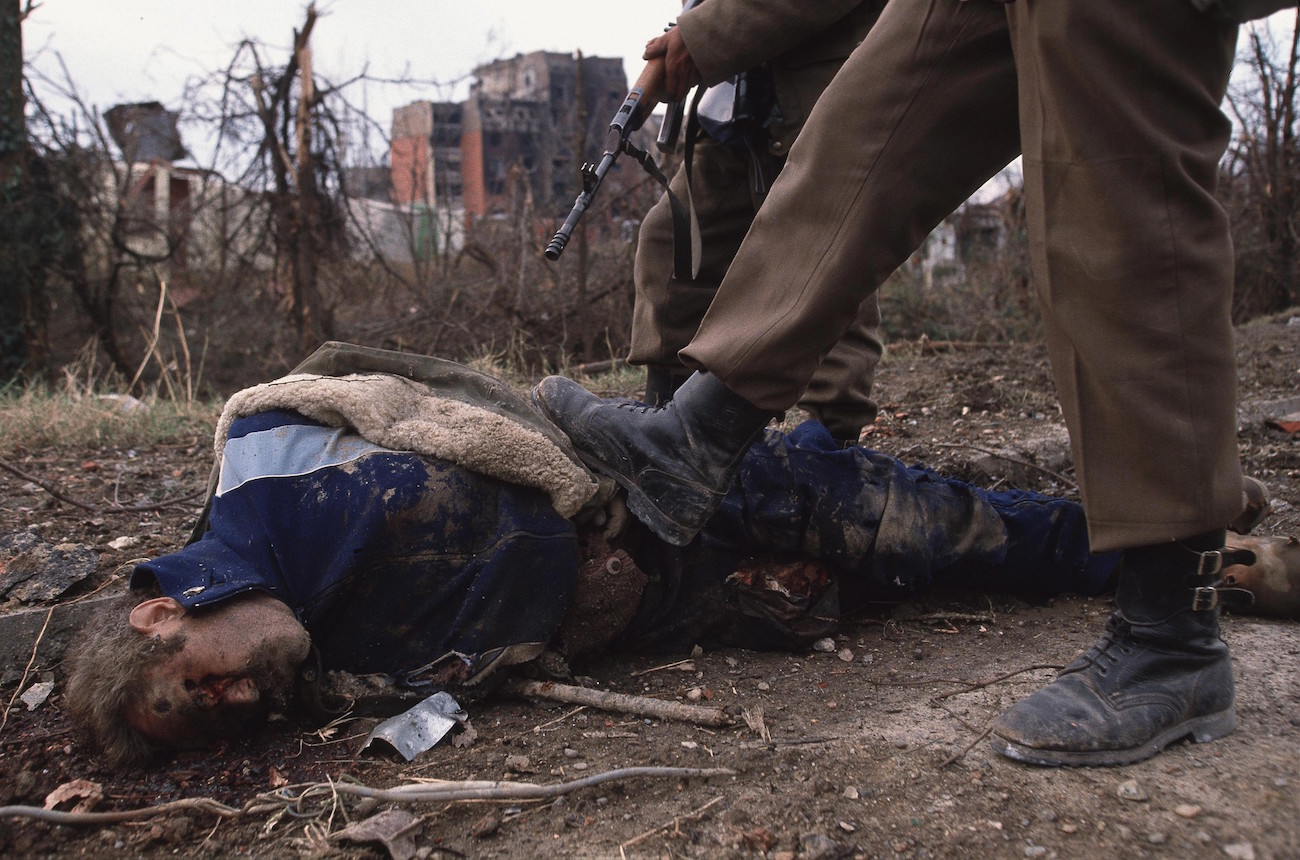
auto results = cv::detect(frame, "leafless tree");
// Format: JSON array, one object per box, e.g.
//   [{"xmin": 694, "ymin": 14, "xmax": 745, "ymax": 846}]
[
  {"xmin": 1223, "ymin": 12, "xmax": 1300, "ymax": 318},
  {"xmin": 191, "ymin": 2, "xmax": 348, "ymax": 352}
]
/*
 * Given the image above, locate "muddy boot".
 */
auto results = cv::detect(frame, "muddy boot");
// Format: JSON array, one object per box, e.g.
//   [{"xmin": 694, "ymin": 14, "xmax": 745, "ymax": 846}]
[
  {"xmin": 643, "ymin": 366, "xmax": 691, "ymax": 408},
  {"xmin": 989, "ymin": 529, "xmax": 1254, "ymax": 766},
  {"xmin": 532, "ymin": 372, "xmax": 778, "ymax": 546}
]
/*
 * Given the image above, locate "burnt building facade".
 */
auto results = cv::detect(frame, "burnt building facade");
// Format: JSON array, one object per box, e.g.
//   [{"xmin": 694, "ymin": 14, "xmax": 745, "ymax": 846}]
[
  {"xmin": 390, "ymin": 101, "xmax": 464, "ymax": 209},
  {"xmin": 390, "ymin": 51, "xmax": 628, "ymax": 221}
]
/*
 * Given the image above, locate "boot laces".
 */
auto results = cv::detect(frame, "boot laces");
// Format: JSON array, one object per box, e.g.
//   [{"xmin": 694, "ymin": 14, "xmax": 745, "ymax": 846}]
[
  {"xmin": 613, "ymin": 398, "xmax": 666, "ymax": 416},
  {"xmin": 1076, "ymin": 615, "xmax": 1135, "ymax": 676}
]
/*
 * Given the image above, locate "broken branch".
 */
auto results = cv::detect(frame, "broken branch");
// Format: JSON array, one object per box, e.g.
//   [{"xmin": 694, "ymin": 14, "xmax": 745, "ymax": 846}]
[
  {"xmin": 0, "ymin": 797, "xmax": 241, "ymax": 825},
  {"xmin": 502, "ymin": 679, "xmax": 734, "ymax": 728},
  {"xmin": 267, "ymin": 766, "xmax": 736, "ymax": 806},
  {"xmin": 620, "ymin": 795, "xmax": 726, "ymax": 856}
]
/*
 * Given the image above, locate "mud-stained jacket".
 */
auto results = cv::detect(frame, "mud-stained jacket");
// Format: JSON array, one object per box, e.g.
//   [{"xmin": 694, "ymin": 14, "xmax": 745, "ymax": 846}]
[{"xmin": 135, "ymin": 408, "xmax": 579, "ymax": 688}]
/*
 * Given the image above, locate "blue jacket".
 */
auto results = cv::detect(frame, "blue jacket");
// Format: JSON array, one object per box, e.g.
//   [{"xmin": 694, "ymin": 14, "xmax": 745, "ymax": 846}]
[{"xmin": 135, "ymin": 409, "xmax": 578, "ymax": 686}]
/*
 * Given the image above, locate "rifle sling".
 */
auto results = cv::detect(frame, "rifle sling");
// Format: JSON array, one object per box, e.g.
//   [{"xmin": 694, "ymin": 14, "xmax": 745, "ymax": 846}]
[{"xmin": 623, "ymin": 123, "xmax": 700, "ymax": 281}]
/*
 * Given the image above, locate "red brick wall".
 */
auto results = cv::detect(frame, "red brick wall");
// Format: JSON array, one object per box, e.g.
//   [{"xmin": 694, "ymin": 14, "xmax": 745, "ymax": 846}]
[
  {"xmin": 460, "ymin": 129, "xmax": 486, "ymax": 218},
  {"xmin": 389, "ymin": 137, "xmax": 428, "ymax": 205}
]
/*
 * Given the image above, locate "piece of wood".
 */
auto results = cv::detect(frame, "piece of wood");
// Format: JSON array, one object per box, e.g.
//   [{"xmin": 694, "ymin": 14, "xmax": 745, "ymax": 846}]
[{"xmin": 502, "ymin": 679, "xmax": 733, "ymax": 727}]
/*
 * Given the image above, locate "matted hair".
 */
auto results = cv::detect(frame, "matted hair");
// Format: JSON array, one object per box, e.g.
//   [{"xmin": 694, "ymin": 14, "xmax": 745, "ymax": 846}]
[{"xmin": 64, "ymin": 587, "xmax": 185, "ymax": 767}]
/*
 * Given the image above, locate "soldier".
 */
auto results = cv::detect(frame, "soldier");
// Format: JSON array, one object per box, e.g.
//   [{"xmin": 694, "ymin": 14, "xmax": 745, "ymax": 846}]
[
  {"xmin": 630, "ymin": 1, "xmax": 887, "ymax": 447},
  {"xmin": 532, "ymin": 0, "xmax": 1290, "ymax": 766}
]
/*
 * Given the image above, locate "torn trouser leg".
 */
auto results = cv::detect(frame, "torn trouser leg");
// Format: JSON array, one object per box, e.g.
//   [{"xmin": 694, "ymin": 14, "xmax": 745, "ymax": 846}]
[{"xmin": 702, "ymin": 421, "xmax": 1118, "ymax": 609}]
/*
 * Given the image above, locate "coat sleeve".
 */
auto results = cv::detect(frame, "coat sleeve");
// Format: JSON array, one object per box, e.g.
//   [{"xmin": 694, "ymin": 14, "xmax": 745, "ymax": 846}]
[{"xmin": 677, "ymin": 0, "xmax": 867, "ymax": 86}]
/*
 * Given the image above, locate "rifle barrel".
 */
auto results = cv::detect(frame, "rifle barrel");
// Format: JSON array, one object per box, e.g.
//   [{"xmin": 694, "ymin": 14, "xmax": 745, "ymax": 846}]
[{"xmin": 545, "ymin": 85, "xmax": 647, "ymax": 262}]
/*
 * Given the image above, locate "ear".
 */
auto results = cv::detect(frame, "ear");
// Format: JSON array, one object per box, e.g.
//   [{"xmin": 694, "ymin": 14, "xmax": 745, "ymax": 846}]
[{"xmin": 129, "ymin": 596, "xmax": 187, "ymax": 635}]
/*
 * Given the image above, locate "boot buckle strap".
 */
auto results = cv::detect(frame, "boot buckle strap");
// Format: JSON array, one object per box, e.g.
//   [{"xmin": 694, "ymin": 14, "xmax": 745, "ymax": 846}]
[
  {"xmin": 1194, "ymin": 549, "xmax": 1226, "ymax": 578},
  {"xmin": 1191, "ymin": 585, "xmax": 1220, "ymax": 611},
  {"xmin": 1190, "ymin": 584, "xmax": 1256, "ymax": 612}
]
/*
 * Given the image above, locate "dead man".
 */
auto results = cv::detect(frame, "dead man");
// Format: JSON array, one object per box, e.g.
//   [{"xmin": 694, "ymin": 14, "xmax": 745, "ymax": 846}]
[{"xmin": 65, "ymin": 344, "xmax": 1287, "ymax": 766}]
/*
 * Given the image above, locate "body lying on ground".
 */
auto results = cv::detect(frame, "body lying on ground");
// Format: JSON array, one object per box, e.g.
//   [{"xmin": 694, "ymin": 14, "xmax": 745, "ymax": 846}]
[{"xmin": 63, "ymin": 344, "xmax": 1291, "ymax": 767}]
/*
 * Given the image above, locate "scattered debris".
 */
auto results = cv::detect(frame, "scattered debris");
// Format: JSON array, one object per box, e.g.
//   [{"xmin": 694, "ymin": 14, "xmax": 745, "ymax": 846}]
[
  {"xmin": 504, "ymin": 754, "xmax": 534, "ymax": 774},
  {"xmin": 19, "ymin": 680, "xmax": 54, "ymax": 711},
  {"xmin": 1223, "ymin": 841, "xmax": 1257, "ymax": 860},
  {"xmin": 742, "ymin": 705, "xmax": 771, "ymax": 742},
  {"xmin": 1267, "ymin": 412, "xmax": 1300, "ymax": 434},
  {"xmin": 1116, "ymin": 780, "xmax": 1148, "ymax": 802},
  {"xmin": 0, "ymin": 537, "xmax": 97, "ymax": 604},
  {"xmin": 471, "ymin": 811, "xmax": 501, "ymax": 839},
  {"xmin": 44, "ymin": 780, "xmax": 102, "ymax": 815},
  {"xmin": 332, "ymin": 808, "xmax": 420, "ymax": 860},
  {"xmin": 359, "ymin": 691, "xmax": 466, "ymax": 761}
]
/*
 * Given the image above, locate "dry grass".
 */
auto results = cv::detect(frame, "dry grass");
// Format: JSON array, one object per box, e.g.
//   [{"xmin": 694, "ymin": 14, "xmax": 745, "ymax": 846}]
[{"xmin": 0, "ymin": 385, "xmax": 222, "ymax": 456}]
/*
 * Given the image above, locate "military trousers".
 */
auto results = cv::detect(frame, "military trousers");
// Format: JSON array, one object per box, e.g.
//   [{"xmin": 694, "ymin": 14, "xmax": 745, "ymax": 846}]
[
  {"xmin": 680, "ymin": 0, "xmax": 1243, "ymax": 552},
  {"xmin": 630, "ymin": 134, "xmax": 883, "ymax": 441}
]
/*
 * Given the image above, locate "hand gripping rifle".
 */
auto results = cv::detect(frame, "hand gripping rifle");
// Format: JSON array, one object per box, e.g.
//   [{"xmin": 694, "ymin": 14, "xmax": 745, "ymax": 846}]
[
  {"xmin": 655, "ymin": 0, "xmax": 703, "ymax": 153},
  {"xmin": 545, "ymin": 63, "xmax": 698, "ymax": 277}
]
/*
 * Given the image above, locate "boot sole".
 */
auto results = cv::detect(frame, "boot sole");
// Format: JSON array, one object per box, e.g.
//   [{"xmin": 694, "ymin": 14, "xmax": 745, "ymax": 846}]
[
  {"xmin": 570, "ymin": 449, "xmax": 701, "ymax": 547},
  {"xmin": 988, "ymin": 707, "xmax": 1236, "ymax": 767}
]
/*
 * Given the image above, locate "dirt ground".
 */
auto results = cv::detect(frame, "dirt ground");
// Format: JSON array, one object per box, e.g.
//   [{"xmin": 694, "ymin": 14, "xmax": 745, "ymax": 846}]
[{"xmin": 1, "ymin": 315, "xmax": 1297, "ymax": 859}]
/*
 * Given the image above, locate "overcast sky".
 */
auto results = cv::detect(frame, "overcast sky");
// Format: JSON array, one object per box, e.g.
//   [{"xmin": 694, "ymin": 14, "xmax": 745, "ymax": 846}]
[
  {"xmin": 22, "ymin": 1, "xmax": 678, "ymax": 141},
  {"xmin": 21, "ymin": 2, "xmax": 1297, "ymax": 184}
]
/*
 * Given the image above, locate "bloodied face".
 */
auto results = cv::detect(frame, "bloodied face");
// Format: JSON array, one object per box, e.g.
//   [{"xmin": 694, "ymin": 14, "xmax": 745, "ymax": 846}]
[{"xmin": 126, "ymin": 595, "xmax": 312, "ymax": 749}]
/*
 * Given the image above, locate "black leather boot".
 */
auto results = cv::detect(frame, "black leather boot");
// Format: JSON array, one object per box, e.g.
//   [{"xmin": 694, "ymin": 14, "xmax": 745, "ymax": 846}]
[
  {"xmin": 532, "ymin": 372, "xmax": 778, "ymax": 546},
  {"xmin": 988, "ymin": 529, "xmax": 1254, "ymax": 766}
]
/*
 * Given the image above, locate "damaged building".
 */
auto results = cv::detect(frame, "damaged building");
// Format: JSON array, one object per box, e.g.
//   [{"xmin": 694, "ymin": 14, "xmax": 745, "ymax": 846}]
[{"xmin": 389, "ymin": 51, "xmax": 630, "ymax": 233}]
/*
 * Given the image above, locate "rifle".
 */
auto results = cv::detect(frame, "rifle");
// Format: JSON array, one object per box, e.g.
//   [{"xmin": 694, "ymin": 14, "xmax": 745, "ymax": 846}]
[{"xmin": 544, "ymin": 62, "xmax": 662, "ymax": 262}]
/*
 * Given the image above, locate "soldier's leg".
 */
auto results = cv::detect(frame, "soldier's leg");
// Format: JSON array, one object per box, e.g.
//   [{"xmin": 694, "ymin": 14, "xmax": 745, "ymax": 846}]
[
  {"xmin": 683, "ymin": 0, "xmax": 1020, "ymax": 412},
  {"xmin": 629, "ymin": 136, "xmax": 757, "ymax": 404},
  {"xmin": 797, "ymin": 294, "xmax": 883, "ymax": 445},
  {"xmin": 989, "ymin": 0, "xmax": 1243, "ymax": 767},
  {"xmin": 534, "ymin": 0, "xmax": 1021, "ymax": 547}
]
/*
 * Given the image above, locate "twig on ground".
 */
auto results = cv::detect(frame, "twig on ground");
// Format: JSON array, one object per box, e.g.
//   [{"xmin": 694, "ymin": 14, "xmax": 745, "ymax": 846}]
[
  {"xmin": 923, "ymin": 663, "xmax": 1064, "ymax": 767},
  {"xmin": 533, "ymin": 705, "xmax": 586, "ymax": 733},
  {"xmin": 502, "ymin": 679, "xmax": 734, "ymax": 728},
  {"xmin": 939, "ymin": 727, "xmax": 993, "ymax": 768},
  {"xmin": 0, "ymin": 797, "xmax": 241, "ymax": 825},
  {"xmin": 927, "ymin": 663, "xmax": 1063, "ymax": 703},
  {"xmin": 0, "ymin": 454, "xmax": 204, "ymax": 514},
  {"xmin": 891, "ymin": 611, "xmax": 995, "ymax": 625},
  {"xmin": 0, "ymin": 607, "xmax": 54, "ymax": 736},
  {"xmin": 739, "ymin": 736, "xmax": 841, "ymax": 750},
  {"xmin": 264, "ymin": 767, "xmax": 736, "ymax": 807},
  {"xmin": 630, "ymin": 658, "xmax": 695, "ymax": 677},
  {"xmin": 620, "ymin": 795, "xmax": 726, "ymax": 857},
  {"xmin": 929, "ymin": 441, "xmax": 1077, "ymax": 489}
]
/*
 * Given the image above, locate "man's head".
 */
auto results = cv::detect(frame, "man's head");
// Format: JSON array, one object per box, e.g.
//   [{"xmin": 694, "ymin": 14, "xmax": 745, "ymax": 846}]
[{"xmin": 66, "ymin": 589, "xmax": 311, "ymax": 766}]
